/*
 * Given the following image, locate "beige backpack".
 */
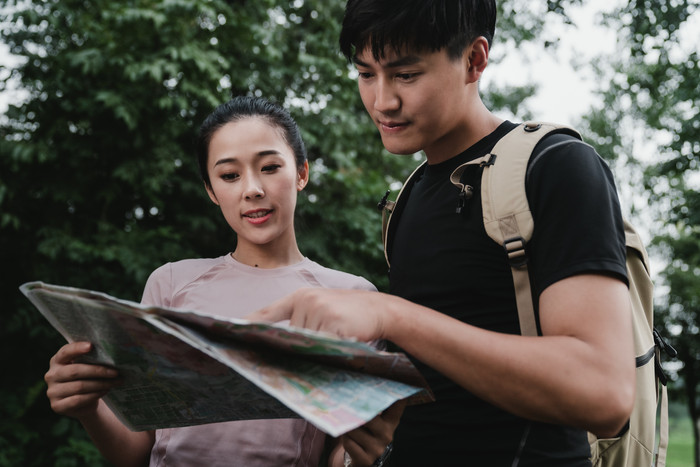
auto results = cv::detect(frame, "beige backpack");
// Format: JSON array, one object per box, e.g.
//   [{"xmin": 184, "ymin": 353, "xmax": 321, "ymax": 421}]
[{"xmin": 379, "ymin": 122, "xmax": 675, "ymax": 466}]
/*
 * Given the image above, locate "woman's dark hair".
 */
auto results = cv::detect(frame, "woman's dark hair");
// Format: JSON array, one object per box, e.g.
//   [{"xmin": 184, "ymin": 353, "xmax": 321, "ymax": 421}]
[
  {"xmin": 339, "ymin": 0, "xmax": 497, "ymax": 62},
  {"xmin": 196, "ymin": 96, "xmax": 307, "ymax": 188}
]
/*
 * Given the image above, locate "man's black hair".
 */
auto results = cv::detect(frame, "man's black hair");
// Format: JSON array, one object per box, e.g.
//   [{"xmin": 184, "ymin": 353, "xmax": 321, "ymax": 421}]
[{"xmin": 339, "ymin": 0, "xmax": 497, "ymax": 61}]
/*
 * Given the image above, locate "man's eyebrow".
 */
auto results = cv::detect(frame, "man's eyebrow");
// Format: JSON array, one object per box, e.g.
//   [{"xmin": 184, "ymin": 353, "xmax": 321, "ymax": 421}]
[
  {"xmin": 213, "ymin": 150, "xmax": 282, "ymax": 167},
  {"xmin": 353, "ymin": 55, "xmax": 423, "ymax": 68}
]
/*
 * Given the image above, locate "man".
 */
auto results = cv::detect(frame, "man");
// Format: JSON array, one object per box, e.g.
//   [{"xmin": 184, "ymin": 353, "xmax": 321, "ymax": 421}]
[{"xmin": 249, "ymin": 1, "xmax": 635, "ymax": 465}]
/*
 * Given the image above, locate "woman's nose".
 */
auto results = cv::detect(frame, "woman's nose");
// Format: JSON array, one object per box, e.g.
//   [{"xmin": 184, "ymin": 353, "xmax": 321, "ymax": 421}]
[{"xmin": 243, "ymin": 177, "xmax": 265, "ymax": 199}]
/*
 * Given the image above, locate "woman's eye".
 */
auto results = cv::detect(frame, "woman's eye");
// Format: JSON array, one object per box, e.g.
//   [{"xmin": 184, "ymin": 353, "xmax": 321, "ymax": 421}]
[
  {"xmin": 221, "ymin": 173, "xmax": 239, "ymax": 181},
  {"xmin": 262, "ymin": 164, "xmax": 281, "ymax": 173}
]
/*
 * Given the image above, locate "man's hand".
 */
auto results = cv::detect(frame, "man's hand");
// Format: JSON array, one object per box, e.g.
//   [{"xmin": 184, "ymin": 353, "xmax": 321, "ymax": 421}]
[
  {"xmin": 45, "ymin": 342, "xmax": 121, "ymax": 420},
  {"xmin": 247, "ymin": 288, "xmax": 392, "ymax": 342}
]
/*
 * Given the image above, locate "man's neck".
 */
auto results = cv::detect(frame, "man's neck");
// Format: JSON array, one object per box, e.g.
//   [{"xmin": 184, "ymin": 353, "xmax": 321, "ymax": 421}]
[{"xmin": 424, "ymin": 99, "xmax": 503, "ymax": 165}]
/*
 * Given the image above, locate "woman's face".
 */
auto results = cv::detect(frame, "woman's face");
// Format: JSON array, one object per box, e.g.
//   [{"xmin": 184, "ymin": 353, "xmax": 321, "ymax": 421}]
[{"xmin": 205, "ymin": 117, "xmax": 308, "ymax": 252}]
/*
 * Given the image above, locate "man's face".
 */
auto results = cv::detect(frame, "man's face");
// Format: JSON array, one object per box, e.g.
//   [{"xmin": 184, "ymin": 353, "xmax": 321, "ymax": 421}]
[{"xmin": 353, "ymin": 46, "xmax": 471, "ymax": 163}]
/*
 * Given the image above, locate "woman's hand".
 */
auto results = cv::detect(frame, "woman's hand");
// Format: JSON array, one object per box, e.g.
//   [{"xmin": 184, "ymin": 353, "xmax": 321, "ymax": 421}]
[
  {"xmin": 45, "ymin": 342, "xmax": 121, "ymax": 421},
  {"xmin": 329, "ymin": 400, "xmax": 405, "ymax": 467}
]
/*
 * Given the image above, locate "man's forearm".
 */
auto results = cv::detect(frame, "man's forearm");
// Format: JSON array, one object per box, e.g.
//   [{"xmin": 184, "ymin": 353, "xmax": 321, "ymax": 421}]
[{"xmin": 380, "ymin": 279, "xmax": 634, "ymax": 436}]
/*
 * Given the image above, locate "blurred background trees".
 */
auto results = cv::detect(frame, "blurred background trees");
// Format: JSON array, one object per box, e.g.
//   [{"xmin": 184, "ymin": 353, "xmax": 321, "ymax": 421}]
[
  {"xmin": 0, "ymin": 0, "xmax": 697, "ymax": 465},
  {"xmin": 580, "ymin": 1, "xmax": 699, "ymax": 464}
]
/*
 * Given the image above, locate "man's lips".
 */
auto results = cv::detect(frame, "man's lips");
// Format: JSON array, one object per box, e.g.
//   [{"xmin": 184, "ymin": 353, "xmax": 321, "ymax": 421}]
[
  {"xmin": 243, "ymin": 209, "xmax": 273, "ymax": 225},
  {"xmin": 378, "ymin": 120, "xmax": 408, "ymax": 132}
]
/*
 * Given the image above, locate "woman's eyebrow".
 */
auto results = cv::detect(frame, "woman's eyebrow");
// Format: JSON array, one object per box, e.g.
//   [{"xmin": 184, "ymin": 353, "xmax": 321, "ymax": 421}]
[
  {"xmin": 213, "ymin": 150, "xmax": 282, "ymax": 167},
  {"xmin": 256, "ymin": 150, "xmax": 283, "ymax": 157}
]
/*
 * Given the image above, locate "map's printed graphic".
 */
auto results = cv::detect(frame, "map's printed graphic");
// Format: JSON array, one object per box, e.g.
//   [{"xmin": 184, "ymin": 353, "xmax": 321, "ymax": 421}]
[{"xmin": 21, "ymin": 281, "xmax": 432, "ymax": 437}]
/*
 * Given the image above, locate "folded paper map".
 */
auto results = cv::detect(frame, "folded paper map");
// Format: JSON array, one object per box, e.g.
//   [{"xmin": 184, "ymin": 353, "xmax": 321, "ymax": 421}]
[{"xmin": 21, "ymin": 281, "xmax": 432, "ymax": 437}]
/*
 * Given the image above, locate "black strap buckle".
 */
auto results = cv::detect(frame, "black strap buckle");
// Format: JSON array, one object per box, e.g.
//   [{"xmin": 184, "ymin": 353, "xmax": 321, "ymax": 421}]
[
  {"xmin": 481, "ymin": 153, "xmax": 497, "ymax": 167},
  {"xmin": 377, "ymin": 190, "xmax": 390, "ymax": 211},
  {"xmin": 652, "ymin": 328, "xmax": 676, "ymax": 386},
  {"xmin": 653, "ymin": 328, "xmax": 677, "ymax": 358},
  {"xmin": 503, "ymin": 237, "xmax": 528, "ymax": 268}
]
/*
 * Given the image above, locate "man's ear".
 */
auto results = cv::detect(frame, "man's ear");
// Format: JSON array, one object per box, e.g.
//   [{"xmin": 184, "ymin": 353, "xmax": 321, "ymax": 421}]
[
  {"xmin": 205, "ymin": 183, "xmax": 220, "ymax": 205},
  {"xmin": 464, "ymin": 36, "xmax": 489, "ymax": 83},
  {"xmin": 297, "ymin": 160, "xmax": 309, "ymax": 191}
]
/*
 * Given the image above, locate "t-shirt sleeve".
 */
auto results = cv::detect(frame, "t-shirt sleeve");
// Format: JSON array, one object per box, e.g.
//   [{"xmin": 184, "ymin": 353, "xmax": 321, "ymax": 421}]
[
  {"xmin": 526, "ymin": 135, "xmax": 628, "ymax": 297},
  {"xmin": 304, "ymin": 260, "xmax": 378, "ymax": 292},
  {"xmin": 347, "ymin": 276, "xmax": 377, "ymax": 292},
  {"xmin": 140, "ymin": 263, "xmax": 173, "ymax": 307}
]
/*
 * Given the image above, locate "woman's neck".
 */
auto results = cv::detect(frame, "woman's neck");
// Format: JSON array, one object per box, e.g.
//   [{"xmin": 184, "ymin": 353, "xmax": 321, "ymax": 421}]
[{"xmin": 231, "ymin": 243, "xmax": 304, "ymax": 269}]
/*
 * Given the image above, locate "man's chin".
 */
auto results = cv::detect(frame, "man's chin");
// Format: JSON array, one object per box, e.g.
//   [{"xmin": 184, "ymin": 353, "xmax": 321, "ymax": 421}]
[{"xmin": 380, "ymin": 139, "xmax": 420, "ymax": 156}]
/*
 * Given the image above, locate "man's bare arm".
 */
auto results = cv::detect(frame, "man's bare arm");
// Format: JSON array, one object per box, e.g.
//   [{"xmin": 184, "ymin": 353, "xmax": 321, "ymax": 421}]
[{"xmin": 248, "ymin": 274, "xmax": 635, "ymax": 437}]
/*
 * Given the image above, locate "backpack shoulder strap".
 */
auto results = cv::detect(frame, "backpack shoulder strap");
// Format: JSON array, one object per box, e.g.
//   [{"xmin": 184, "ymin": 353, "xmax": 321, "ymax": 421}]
[
  {"xmin": 380, "ymin": 121, "xmax": 580, "ymax": 335},
  {"xmin": 380, "ymin": 162, "xmax": 426, "ymax": 267},
  {"xmin": 451, "ymin": 122, "xmax": 581, "ymax": 245},
  {"xmin": 449, "ymin": 122, "xmax": 581, "ymax": 336}
]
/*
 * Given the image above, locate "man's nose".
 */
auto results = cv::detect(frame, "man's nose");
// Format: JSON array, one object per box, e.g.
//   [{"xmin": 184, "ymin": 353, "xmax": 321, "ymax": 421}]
[{"xmin": 375, "ymin": 79, "xmax": 400, "ymax": 112}]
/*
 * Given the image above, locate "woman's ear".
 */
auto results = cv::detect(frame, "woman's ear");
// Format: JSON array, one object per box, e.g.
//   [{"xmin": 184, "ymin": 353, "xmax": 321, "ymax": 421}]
[
  {"xmin": 297, "ymin": 160, "xmax": 309, "ymax": 191},
  {"xmin": 464, "ymin": 36, "xmax": 489, "ymax": 83},
  {"xmin": 205, "ymin": 182, "xmax": 220, "ymax": 206}
]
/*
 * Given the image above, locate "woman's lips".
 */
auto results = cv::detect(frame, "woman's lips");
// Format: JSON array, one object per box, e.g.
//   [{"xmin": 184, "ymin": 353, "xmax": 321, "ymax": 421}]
[{"xmin": 243, "ymin": 209, "xmax": 273, "ymax": 225}]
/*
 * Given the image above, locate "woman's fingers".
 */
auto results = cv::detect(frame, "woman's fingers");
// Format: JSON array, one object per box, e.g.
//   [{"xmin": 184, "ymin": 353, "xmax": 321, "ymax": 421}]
[{"xmin": 45, "ymin": 342, "xmax": 121, "ymax": 419}]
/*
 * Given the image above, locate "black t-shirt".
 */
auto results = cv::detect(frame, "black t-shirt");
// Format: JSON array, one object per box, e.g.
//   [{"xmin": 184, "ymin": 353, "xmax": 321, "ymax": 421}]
[{"xmin": 386, "ymin": 121, "xmax": 627, "ymax": 466}]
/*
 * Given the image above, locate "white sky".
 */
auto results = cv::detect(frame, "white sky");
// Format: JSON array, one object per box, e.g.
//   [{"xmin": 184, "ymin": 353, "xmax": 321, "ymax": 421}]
[
  {"xmin": 0, "ymin": 40, "xmax": 24, "ymax": 113},
  {"xmin": 485, "ymin": 0, "xmax": 619, "ymax": 125}
]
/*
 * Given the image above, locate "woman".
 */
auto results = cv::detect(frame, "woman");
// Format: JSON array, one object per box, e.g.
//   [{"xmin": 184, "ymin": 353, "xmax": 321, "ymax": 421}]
[{"xmin": 44, "ymin": 96, "xmax": 400, "ymax": 467}]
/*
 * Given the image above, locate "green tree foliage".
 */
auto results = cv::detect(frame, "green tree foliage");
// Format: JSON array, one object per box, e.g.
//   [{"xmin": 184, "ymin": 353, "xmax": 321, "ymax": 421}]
[
  {"xmin": 580, "ymin": 1, "xmax": 700, "ymax": 464},
  {"xmin": 0, "ymin": 0, "xmax": 582, "ymax": 464}
]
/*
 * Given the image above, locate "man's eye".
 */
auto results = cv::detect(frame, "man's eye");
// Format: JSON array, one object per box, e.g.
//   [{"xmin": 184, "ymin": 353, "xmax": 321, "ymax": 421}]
[
  {"xmin": 357, "ymin": 71, "xmax": 373, "ymax": 79},
  {"xmin": 396, "ymin": 73, "xmax": 417, "ymax": 80},
  {"xmin": 262, "ymin": 164, "xmax": 281, "ymax": 173}
]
